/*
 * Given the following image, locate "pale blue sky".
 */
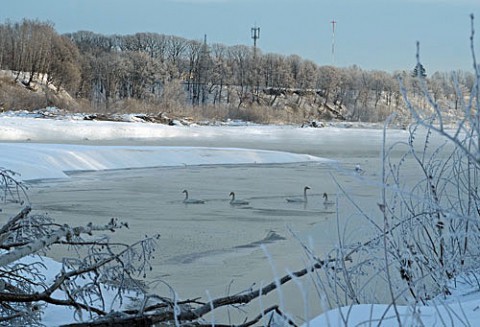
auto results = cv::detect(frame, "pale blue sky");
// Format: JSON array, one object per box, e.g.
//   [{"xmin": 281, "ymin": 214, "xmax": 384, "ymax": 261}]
[{"xmin": 2, "ymin": 0, "xmax": 480, "ymax": 73}]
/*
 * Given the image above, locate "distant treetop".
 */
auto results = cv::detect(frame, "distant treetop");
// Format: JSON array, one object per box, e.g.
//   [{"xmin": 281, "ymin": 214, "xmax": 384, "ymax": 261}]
[{"xmin": 412, "ymin": 63, "xmax": 427, "ymax": 78}]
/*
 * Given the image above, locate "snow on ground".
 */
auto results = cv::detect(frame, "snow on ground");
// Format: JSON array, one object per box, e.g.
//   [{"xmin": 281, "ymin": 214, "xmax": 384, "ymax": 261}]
[
  {"xmin": 305, "ymin": 286, "xmax": 480, "ymax": 326},
  {"xmin": 0, "ymin": 112, "xmax": 478, "ymax": 326},
  {"xmin": 0, "ymin": 115, "xmax": 329, "ymax": 181},
  {"xmin": 0, "ymin": 143, "xmax": 325, "ymax": 181}
]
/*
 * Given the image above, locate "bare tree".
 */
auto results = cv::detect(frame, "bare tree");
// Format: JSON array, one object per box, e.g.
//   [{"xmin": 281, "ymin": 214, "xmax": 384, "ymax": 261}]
[
  {"xmin": 125, "ymin": 51, "xmax": 159, "ymax": 101},
  {"xmin": 316, "ymin": 65, "xmax": 340, "ymax": 105},
  {"xmin": 0, "ymin": 168, "xmax": 159, "ymax": 326},
  {"xmin": 185, "ymin": 39, "xmax": 202, "ymax": 105},
  {"xmin": 297, "ymin": 59, "xmax": 318, "ymax": 90},
  {"xmin": 210, "ymin": 43, "xmax": 230, "ymax": 105},
  {"xmin": 166, "ymin": 35, "xmax": 187, "ymax": 80},
  {"xmin": 228, "ymin": 45, "xmax": 253, "ymax": 108},
  {"xmin": 47, "ymin": 34, "xmax": 82, "ymax": 93}
]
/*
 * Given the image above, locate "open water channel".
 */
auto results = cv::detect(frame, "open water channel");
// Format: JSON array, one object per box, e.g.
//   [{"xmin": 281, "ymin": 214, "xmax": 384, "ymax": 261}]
[{"xmin": 25, "ymin": 125, "xmax": 436, "ymax": 324}]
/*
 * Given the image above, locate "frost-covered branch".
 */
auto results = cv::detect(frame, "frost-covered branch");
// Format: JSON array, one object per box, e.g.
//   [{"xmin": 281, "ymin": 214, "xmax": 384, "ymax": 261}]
[
  {"xmin": 0, "ymin": 165, "xmax": 162, "ymax": 325},
  {"xmin": 0, "ymin": 168, "xmax": 29, "ymax": 205},
  {"xmin": 0, "ymin": 206, "xmax": 32, "ymax": 238},
  {"xmin": 0, "ymin": 219, "xmax": 124, "ymax": 267},
  {"xmin": 400, "ymin": 14, "xmax": 480, "ymax": 166}
]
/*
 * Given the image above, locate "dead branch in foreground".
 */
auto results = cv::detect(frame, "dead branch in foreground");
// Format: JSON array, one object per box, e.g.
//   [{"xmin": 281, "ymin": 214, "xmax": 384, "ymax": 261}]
[{"xmin": 59, "ymin": 260, "xmax": 328, "ymax": 327}]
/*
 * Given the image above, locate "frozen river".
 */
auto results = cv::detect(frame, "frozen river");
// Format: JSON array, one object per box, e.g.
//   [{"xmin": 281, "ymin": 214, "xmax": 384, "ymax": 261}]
[{"xmin": 22, "ymin": 124, "xmax": 434, "ymax": 323}]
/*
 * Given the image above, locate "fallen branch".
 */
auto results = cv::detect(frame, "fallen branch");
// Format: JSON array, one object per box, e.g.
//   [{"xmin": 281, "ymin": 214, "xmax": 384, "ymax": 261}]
[{"xmin": 60, "ymin": 260, "xmax": 328, "ymax": 327}]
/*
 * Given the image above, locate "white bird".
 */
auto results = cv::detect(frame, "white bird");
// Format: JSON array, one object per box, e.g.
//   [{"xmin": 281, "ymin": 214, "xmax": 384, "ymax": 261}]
[
  {"xmin": 323, "ymin": 192, "xmax": 335, "ymax": 207},
  {"xmin": 182, "ymin": 189, "xmax": 205, "ymax": 204},
  {"xmin": 286, "ymin": 186, "xmax": 311, "ymax": 203},
  {"xmin": 229, "ymin": 191, "xmax": 249, "ymax": 205},
  {"xmin": 355, "ymin": 164, "xmax": 365, "ymax": 175}
]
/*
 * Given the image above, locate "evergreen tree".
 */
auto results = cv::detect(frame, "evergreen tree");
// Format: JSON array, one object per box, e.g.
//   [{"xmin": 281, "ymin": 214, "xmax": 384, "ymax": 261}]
[{"xmin": 412, "ymin": 62, "xmax": 427, "ymax": 78}]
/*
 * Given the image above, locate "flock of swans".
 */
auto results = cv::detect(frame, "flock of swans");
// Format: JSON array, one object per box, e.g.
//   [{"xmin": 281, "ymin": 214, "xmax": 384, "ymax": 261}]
[
  {"xmin": 181, "ymin": 164, "xmax": 364, "ymax": 207},
  {"xmin": 182, "ymin": 186, "xmax": 336, "ymax": 207}
]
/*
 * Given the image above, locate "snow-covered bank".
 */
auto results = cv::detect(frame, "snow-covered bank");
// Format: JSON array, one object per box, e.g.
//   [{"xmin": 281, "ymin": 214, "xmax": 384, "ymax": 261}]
[
  {"xmin": 0, "ymin": 115, "xmax": 381, "ymax": 181},
  {"xmin": 305, "ymin": 272, "xmax": 480, "ymax": 326},
  {"xmin": 0, "ymin": 143, "xmax": 327, "ymax": 181},
  {"xmin": 0, "ymin": 115, "xmax": 404, "ymax": 145}
]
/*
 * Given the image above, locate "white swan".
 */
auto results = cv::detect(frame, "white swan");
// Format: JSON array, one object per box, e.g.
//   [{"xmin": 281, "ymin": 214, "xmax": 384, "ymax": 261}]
[
  {"xmin": 323, "ymin": 192, "xmax": 335, "ymax": 207},
  {"xmin": 229, "ymin": 191, "xmax": 249, "ymax": 205},
  {"xmin": 182, "ymin": 189, "xmax": 205, "ymax": 204},
  {"xmin": 286, "ymin": 186, "xmax": 311, "ymax": 203}
]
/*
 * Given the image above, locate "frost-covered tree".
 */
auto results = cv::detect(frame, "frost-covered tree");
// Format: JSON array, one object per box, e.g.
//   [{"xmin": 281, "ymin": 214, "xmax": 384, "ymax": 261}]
[
  {"xmin": 0, "ymin": 168, "xmax": 161, "ymax": 326},
  {"xmin": 299, "ymin": 14, "xmax": 480, "ymax": 326}
]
